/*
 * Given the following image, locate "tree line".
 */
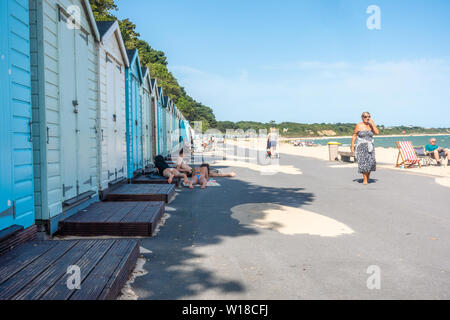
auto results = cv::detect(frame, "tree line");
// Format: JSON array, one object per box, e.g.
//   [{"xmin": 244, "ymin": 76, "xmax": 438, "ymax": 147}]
[
  {"xmin": 214, "ymin": 121, "xmax": 449, "ymax": 137},
  {"xmin": 90, "ymin": 0, "xmax": 217, "ymax": 131}
]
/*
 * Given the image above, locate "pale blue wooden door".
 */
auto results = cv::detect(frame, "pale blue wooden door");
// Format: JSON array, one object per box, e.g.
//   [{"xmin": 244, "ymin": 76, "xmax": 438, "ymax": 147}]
[
  {"xmin": 106, "ymin": 57, "xmax": 116, "ymax": 182},
  {"xmin": 58, "ymin": 17, "xmax": 78, "ymax": 201},
  {"xmin": 75, "ymin": 29, "xmax": 92, "ymax": 194},
  {"xmin": 115, "ymin": 64, "xmax": 126, "ymax": 178},
  {"xmin": 136, "ymin": 84, "xmax": 143, "ymax": 170},
  {"xmin": 131, "ymin": 76, "xmax": 138, "ymax": 171}
]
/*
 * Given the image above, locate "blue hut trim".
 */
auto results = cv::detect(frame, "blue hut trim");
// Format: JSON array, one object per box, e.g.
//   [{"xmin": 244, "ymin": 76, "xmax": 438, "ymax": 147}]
[
  {"xmin": 125, "ymin": 49, "xmax": 144, "ymax": 178},
  {"xmin": 0, "ymin": 0, "xmax": 35, "ymax": 231},
  {"xmin": 127, "ymin": 49, "xmax": 144, "ymax": 82}
]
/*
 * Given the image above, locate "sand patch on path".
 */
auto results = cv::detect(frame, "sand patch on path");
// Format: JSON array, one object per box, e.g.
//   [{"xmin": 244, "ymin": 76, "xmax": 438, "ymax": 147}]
[
  {"xmin": 214, "ymin": 160, "xmax": 303, "ymax": 175},
  {"xmin": 231, "ymin": 203, "xmax": 354, "ymax": 237}
]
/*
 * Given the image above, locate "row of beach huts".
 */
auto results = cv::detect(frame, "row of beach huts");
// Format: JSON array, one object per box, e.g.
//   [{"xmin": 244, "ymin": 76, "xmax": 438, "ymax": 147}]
[{"xmin": 1, "ymin": 0, "xmax": 193, "ymax": 238}]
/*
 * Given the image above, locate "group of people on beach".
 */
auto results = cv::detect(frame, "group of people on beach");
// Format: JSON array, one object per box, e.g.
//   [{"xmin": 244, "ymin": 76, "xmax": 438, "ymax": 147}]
[
  {"xmin": 351, "ymin": 112, "xmax": 449, "ymax": 185},
  {"xmin": 154, "ymin": 149, "xmax": 236, "ymax": 189}
]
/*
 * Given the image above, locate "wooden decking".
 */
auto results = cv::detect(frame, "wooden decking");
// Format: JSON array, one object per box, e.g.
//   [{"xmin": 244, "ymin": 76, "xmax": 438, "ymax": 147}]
[
  {"xmin": 0, "ymin": 225, "xmax": 37, "ymax": 256},
  {"xmin": 59, "ymin": 201, "xmax": 165, "ymax": 237},
  {"xmin": 0, "ymin": 239, "xmax": 139, "ymax": 300},
  {"xmin": 132, "ymin": 174, "xmax": 179, "ymax": 185},
  {"xmin": 104, "ymin": 184, "xmax": 176, "ymax": 203}
]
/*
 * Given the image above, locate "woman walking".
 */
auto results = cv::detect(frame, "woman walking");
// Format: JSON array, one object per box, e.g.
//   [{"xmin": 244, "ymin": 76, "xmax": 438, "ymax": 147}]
[{"xmin": 351, "ymin": 112, "xmax": 379, "ymax": 185}]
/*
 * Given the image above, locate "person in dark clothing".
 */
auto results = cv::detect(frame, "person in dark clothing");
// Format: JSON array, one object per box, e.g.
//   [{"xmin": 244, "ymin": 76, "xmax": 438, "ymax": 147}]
[{"xmin": 154, "ymin": 155, "xmax": 189, "ymax": 185}]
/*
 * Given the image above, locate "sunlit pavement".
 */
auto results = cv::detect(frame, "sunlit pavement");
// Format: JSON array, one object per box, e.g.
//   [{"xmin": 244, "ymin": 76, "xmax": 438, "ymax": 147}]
[{"xmin": 132, "ymin": 152, "xmax": 450, "ymax": 299}]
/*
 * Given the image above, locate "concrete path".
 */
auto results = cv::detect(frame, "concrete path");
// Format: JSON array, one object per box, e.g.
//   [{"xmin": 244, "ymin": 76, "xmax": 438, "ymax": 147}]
[{"xmin": 133, "ymin": 153, "xmax": 450, "ymax": 299}]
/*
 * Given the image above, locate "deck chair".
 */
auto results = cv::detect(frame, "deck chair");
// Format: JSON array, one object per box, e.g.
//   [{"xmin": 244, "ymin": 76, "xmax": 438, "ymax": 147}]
[
  {"xmin": 414, "ymin": 146, "xmax": 433, "ymax": 166},
  {"xmin": 396, "ymin": 141, "xmax": 421, "ymax": 168}
]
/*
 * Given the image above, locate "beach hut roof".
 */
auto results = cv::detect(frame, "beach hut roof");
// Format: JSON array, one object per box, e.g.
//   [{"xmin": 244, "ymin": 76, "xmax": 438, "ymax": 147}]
[
  {"xmin": 150, "ymin": 78, "xmax": 157, "ymax": 94},
  {"xmin": 96, "ymin": 21, "xmax": 115, "ymax": 37},
  {"xmin": 163, "ymin": 96, "xmax": 170, "ymax": 108},
  {"xmin": 96, "ymin": 20, "xmax": 130, "ymax": 67},
  {"xmin": 141, "ymin": 67, "xmax": 153, "ymax": 90},
  {"xmin": 126, "ymin": 49, "xmax": 143, "ymax": 82},
  {"xmin": 83, "ymin": 0, "xmax": 101, "ymax": 41}
]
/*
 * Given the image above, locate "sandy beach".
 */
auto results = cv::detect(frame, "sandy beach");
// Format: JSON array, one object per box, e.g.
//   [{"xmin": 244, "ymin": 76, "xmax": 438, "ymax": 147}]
[{"xmin": 219, "ymin": 138, "xmax": 450, "ymax": 187}]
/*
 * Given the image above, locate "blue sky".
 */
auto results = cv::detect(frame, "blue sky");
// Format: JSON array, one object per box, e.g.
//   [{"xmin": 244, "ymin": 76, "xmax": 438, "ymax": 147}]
[{"xmin": 116, "ymin": 0, "xmax": 450, "ymax": 127}]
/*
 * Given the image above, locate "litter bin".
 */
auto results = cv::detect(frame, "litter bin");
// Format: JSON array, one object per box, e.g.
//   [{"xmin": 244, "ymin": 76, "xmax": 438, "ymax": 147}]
[{"xmin": 328, "ymin": 142, "xmax": 341, "ymax": 161}]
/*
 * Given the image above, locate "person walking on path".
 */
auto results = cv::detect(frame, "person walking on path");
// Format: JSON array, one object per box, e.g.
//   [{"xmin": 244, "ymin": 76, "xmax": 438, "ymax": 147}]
[{"xmin": 351, "ymin": 112, "xmax": 380, "ymax": 185}]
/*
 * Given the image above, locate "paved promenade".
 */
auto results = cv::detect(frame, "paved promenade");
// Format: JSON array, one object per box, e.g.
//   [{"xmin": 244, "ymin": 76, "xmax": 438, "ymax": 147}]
[{"xmin": 132, "ymin": 153, "xmax": 450, "ymax": 299}]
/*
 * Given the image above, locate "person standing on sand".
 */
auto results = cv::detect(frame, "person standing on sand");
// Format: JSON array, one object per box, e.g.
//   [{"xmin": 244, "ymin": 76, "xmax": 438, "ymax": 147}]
[
  {"xmin": 351, "ymin": 112, "xmax": 380, "ymax": 185},
  {"xmin": 267, "ymin": 127, "xmax": 278, "ymax": 158}
]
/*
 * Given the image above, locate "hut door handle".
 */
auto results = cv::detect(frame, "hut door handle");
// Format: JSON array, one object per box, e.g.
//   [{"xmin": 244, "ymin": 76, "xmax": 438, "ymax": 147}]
[
  {"xmin": 29, "ymin": 121, "xmax": 33, "ymax": 142},
  {"xmin": 83, "ymin": 177, "xmax": 92, "ymax": 185},
  {"xmin": 62, "ymin": 184, "xmax": 73, "ymax": 197},
  {"xmin": 46, "ymin": 127, "xmax": 50, "ymax": 144},
  {"xmin": 0, "ymin": 201, "xmax": 16, "ymax": 219}
]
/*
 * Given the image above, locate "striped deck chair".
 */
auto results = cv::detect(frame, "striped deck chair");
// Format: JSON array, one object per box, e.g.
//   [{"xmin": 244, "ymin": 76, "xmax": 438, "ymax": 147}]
[{"xmin": 396, "ymin": 141, "xmax": 421, "ymax": 168}]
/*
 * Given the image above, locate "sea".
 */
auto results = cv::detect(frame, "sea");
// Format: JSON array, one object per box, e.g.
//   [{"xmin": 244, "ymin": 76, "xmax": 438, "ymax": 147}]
[{"xmin": 306, "ymin": 135, "xmax": 450, "ymax": 149}]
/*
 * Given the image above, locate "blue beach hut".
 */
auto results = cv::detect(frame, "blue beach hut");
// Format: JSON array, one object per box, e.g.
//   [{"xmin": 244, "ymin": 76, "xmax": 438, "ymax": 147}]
[
  {"xmin": 29, "ymin": 0, "xmax": 101, "ymax": 234},
  {"xmin": 150, "ymin": 78, "xmax": 158, "ymax": 159},
  {"xmin": 162, "ymin": 96, "xmax": 171, "ymax": 156},
  {"xmin": 125, "ymin": 49, "xmax": 144, "ymax": 179},
  {"xmin": 0, "ymin": 0, "xmax": 35, "ymax": 232},
  {"xmin": 96, "ymin": 20, "xmax": 129, "ymax": 193},
  {"xmin": 156, "ymin": 87, "xmax": 165, "ymax": 156},
  {"xmin": 141, "ymin": 67, "xmax": 154, "ymax": 168}
]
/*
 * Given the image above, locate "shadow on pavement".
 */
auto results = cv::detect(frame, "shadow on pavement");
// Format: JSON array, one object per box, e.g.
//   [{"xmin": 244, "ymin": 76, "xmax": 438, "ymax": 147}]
[{"xmin": 135, "ymin": 176, "xmax": 314, "ymax": 299}]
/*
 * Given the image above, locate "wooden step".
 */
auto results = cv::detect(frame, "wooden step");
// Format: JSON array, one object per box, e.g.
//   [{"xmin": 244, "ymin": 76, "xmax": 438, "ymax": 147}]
[
  {"xmin": 0, "ymin": 239, "xmax": 139, "ymax": 300},
  {"xmin": 59, "ymin": 201, "xmax": 165, "ymax": 237},
  {"xmin": 104, "ymin": 184, "xmax": 176, "ymax": 203},
  {"xmin": 132, "ymin": 174, "xmax": 180, "ymax": 185}
]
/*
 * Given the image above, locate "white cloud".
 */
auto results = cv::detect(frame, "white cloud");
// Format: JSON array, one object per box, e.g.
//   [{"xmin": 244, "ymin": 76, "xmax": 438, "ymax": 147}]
[{"xmin": 171, "ymin": 59, "xmax": 450, "ymax": 127}]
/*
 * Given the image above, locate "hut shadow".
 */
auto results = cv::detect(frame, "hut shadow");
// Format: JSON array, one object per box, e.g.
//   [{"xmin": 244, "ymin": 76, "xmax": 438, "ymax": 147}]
[{"xmin": 134, "ymin": 177, "xmax": 314, "ymax": 300}]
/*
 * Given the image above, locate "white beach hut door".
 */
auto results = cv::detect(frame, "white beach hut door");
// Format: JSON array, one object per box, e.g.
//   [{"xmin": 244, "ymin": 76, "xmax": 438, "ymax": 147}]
[
  {"xmin": 75, "ymin": 29, "xmax": 92, "ymax": 195},
  {"xmin": 115, "ymin": 64, "xmax": 125, "ymax": 179},
  {"xmin": 106, "ymin": 57, "xmax": 116, "ymax": 182},
  {"xmin": 59, "ymin": 20, "xmax": 78, "ymax": 201},
  {"xmin": 142, "ymin": 91, "xmax": 149, "ymax": 166}
]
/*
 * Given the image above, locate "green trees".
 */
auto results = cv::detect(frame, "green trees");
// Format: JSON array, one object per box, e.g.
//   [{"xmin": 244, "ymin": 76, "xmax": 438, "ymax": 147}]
[{"xmin": 89, "ymin": 0, "xmax": 216, "ymax": 130}]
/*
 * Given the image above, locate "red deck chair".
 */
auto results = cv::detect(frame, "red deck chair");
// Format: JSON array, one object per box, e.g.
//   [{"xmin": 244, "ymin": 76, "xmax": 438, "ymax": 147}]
[{"xmin": 396, "ymin": 141, "xmax": 421, "ymax": 168}]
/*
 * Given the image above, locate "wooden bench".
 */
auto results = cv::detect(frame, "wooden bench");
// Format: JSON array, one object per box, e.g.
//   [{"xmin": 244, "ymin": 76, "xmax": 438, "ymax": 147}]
[{"xmin": 338, "ymin": 151, "xmax": 355, "ymax": 163}]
